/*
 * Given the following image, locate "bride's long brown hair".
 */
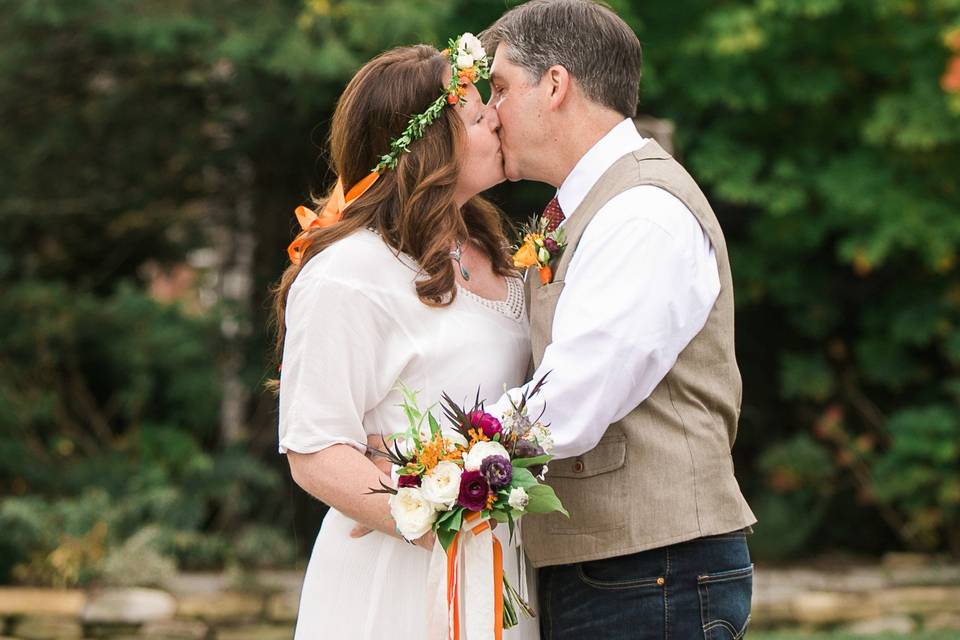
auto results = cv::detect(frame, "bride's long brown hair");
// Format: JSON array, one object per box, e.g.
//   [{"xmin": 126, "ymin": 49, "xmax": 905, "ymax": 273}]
[{"xmin": 270, "ymin": 45, "xmax": 514, "ymax": 376}]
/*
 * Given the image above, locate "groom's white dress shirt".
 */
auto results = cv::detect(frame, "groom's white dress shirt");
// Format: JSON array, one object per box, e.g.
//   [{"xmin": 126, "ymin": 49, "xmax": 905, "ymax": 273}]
[{"xmin": 499, "ymin": 118, "xmax": 722, "ymax": 460}]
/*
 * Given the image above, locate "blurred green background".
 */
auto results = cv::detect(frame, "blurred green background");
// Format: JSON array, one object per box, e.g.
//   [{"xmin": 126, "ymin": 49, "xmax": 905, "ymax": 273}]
[{"xmin": 1, "ymin": 0, "xmax": 959, "ymax": 588}]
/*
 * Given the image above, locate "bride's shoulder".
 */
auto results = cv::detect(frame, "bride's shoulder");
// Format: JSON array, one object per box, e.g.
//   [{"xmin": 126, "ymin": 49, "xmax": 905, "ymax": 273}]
[{"xmin": 294, "ymin": 228, "xmax": 417, "ymax": 292}]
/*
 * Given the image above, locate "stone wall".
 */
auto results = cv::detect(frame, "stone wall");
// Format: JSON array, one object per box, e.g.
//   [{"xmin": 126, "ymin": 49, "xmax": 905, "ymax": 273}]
[
  {"xmin": 753, "ymin": 554, "xmax": 960, "ymax": 635},
  {"xmin": 0, "ymin": 572, "xmax": 298, "ymax": 640},
  {"xmin": 1, "ymin": 555, "xmax": 958, "ymax": 638}
]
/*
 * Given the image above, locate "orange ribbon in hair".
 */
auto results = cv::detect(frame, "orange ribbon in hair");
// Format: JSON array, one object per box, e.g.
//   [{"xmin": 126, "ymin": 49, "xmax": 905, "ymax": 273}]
[
  {"xmin": 445, "ymin": 511, "xmax": 504, "ymax": 640},
  {"xmin": 286, "ymin": 171, "xmax": 380, "ymax": 264}
]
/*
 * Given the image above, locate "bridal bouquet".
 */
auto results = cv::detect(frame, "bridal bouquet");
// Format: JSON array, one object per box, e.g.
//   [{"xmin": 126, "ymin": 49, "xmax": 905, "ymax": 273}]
[{"xmin": 368, "ymin": 375, "xmax": 566, "ymax": 629}]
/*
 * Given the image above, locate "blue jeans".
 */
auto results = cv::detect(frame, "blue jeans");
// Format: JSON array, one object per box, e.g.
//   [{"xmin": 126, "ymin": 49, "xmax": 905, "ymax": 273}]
[{"xmin": 537, "ymin": 530, "xmax": 753, "ymax": 639}]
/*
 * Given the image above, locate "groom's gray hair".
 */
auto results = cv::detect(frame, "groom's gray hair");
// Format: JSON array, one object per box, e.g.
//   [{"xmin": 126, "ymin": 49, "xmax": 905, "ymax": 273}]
[{"xmin": 481, "ymin": 0, "xmax": 642, "ymax": 117}]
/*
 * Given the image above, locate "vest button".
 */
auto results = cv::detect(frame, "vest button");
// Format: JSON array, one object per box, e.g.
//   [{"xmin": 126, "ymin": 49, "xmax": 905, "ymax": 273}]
[{"xmin": 572, "ymin": 460, "xmax": 584, "ymax": 473}]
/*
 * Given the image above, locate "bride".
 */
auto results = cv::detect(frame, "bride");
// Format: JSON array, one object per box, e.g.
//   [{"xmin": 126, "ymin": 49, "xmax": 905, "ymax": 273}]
[{"xmin": 272, "ymin": 37, "xmax": 539, "ymax": 639}]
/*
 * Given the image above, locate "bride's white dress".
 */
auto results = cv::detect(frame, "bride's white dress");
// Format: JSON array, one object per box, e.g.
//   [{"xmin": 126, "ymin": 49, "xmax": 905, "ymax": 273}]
[{"xmin": 278, "ymin": 229, "xmax": 539, "ymax": 639}]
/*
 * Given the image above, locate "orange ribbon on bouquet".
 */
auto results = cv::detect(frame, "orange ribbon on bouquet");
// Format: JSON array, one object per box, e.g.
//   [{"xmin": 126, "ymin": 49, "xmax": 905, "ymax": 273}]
[
  {"xmin": 445, "ymin": 511, "xmax": 503, "ymax": 640},
  {"xmin": 286, "ymin": 172, "xmax": 380, "ymax": 264}
]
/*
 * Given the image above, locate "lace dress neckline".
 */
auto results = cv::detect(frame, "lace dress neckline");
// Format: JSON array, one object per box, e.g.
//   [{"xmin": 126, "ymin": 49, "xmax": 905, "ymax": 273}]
[
  {"xmin": 365, "ymin": 227, "xmax": 525, "ymax": 322},
  {"xmin": 457, "ymin": 277, "xmax": 525, "ymax": 322}
]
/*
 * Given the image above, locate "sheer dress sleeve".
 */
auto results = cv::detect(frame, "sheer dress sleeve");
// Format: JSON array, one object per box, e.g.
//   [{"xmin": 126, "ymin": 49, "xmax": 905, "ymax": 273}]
[{"xmin": 278, "ymin": 272, "xmax": 410, "ymax": 455}]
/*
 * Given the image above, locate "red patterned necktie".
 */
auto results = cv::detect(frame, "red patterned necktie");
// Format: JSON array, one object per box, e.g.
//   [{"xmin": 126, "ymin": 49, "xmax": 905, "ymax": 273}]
[{"xmin": 542, "ymin": 196, "xmax": 565, "ymax": 232}]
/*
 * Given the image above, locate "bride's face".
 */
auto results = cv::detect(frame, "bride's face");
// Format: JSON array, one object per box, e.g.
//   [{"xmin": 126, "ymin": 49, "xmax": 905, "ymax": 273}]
[{"xmin": 453, "ymin": 81, "xmax": 505, "ymax": 205}]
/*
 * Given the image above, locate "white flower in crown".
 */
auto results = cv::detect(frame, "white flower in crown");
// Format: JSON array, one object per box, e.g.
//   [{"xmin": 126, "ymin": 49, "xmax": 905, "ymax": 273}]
[
  {"xmin": 459, "ymin": 32, "xmax": 486, "ymax": 61},
  {"xmin": 456, "ymin": 53, "xmax": 475, "ymax": 70}
]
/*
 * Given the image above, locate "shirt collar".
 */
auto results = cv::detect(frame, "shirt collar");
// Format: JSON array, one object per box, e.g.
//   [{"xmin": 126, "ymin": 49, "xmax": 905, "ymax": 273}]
[{"xmin": 555, "ymin": 118, "xmax": 649, "ymax": 218}]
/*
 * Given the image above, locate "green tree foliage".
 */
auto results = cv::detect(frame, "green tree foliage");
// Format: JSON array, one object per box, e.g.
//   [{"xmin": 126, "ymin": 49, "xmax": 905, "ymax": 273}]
[{"xmin": 637, "ymin": 0, "xmax": 960, "ymax": 555}]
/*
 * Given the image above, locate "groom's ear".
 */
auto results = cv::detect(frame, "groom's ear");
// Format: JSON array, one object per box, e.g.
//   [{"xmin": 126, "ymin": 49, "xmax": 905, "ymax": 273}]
[{"xmin": 544, "ymin": 65, "xmax": 571, "ymax": 111}]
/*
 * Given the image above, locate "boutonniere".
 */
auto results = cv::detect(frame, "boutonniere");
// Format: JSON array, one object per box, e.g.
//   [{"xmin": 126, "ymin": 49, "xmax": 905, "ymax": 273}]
[{"xmin": 511, "ymin": 217, "xmax": 567, "ymax": 284}]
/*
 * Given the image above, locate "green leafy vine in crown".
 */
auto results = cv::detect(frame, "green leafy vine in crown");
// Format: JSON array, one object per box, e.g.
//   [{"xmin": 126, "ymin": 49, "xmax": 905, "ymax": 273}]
[{"xmin": 373, "ymin": 34, "xmax": 490, "ymax": 173}]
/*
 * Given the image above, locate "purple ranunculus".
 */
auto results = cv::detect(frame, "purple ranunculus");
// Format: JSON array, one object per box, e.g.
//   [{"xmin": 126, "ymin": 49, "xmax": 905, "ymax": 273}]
[
  {"xmin": 397, "ymin": 474, "xmax": 421, "ymax": 488},
  {"xmin": 543, "ymin": 237, "xmax": 560, "ymax": 254},
  {"xmin": 457, "ymin": 470, "xmax": 490, "ymax": 511},
  {"xmin": 469, "ymin": 410, "xmax": 502, "ymax": 439},
  {"xmin": 480, "ymin": 455, "xmax": 513, "ymax": 491}
]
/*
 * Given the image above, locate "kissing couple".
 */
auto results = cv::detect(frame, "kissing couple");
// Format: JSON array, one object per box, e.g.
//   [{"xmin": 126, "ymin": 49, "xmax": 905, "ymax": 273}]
[{"xmin": 275, "ymin": 1, "xmax": 756, "ymax": 638}]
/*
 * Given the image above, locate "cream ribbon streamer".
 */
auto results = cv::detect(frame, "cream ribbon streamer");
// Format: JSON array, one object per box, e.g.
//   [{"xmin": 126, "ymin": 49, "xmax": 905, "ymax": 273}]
[{"xmin": 426, "ymin": 513, "xmax": 502, "ymax": 640}]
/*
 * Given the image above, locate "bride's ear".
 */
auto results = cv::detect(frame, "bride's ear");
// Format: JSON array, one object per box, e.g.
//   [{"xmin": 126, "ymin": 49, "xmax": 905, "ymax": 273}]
[{"xmin": 544, "ymin": 65, "xmax": 571, "ymax": 111}]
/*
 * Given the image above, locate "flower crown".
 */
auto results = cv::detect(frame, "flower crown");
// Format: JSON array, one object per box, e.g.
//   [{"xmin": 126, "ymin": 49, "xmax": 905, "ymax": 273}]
[
  {"xmin": 287, "ymin": 33, "xmax": 490, "ymax": 265},
  {"xmin": 374, "ymin": 33, "xmax": 490, "ymax": 173}
]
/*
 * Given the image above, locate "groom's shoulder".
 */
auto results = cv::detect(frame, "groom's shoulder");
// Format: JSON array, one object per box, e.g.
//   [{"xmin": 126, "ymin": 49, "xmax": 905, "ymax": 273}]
[{"xmin": 601, "ymin": 183, "xmax": 695, "ymax": 237}]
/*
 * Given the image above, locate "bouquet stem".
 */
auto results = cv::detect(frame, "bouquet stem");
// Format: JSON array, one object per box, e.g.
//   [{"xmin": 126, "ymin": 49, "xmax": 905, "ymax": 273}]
[{"xmin": 501, "ymin": 574, "xmax": 535, "ymax": 628}]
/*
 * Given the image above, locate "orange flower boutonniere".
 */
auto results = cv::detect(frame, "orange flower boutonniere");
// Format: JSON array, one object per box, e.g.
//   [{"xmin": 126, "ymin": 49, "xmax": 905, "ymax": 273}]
[{"xmin": 512, "ymin": 217, "xmax": 567, "ymax": 284}]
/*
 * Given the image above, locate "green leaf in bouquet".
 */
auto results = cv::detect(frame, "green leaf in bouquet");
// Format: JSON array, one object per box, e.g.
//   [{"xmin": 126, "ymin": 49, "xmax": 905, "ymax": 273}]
[
  {"xmin": 396, "ymin": 381, "xmax": 422, "ymax": 421},
  {"xmin": 394, "ymin": 381, "xmax": 443, "ymax": 448},
  {"xmin": 524, "ymin": 484, "xmax": 568, "ymax": 517},
  {"xmin": 435, "ymin": 508, "xmax": 459, "ymax": 527},
  {"xmin": 437, "ymin": 525, "xmax": 458, "ymax": 551},
  {"xmin": 447, "ymin": 508, "xmax": 463, "ymax": 532},
  {"xmin": 489, "ymin": 509, "xmax": 509, "ymax": 523},
  {"xmin": 512, "ymin": 454, "xmax": 552, "ymax": 469},
  {"xmin": 509, "ymin": 467, "xmax": 538, "ymax": 490},
  {"xmin": 435, "ymin": 508, "xmax": 464, "ymax": 551}
]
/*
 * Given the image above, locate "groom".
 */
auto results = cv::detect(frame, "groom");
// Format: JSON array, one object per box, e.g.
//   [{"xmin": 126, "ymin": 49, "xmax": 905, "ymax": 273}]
[{"xmin": 483, "ymin": 1, "xmax": 757, "ymax": 638}]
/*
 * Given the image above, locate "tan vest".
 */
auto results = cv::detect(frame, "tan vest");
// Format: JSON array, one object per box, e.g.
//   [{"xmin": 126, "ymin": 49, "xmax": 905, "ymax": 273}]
[{"xmin": 523, "ymin": 141, "xmax": 756, "ymax": 568}]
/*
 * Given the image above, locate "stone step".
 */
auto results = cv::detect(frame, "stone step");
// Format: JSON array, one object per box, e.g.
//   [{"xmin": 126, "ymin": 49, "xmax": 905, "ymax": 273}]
[
  {"xmin": 0, "ymin": 589, "xmax": 86, "ymax": 617},
  {"xmin": 83, "ymin": 589, "xmax": 177, "ymax": 624}
]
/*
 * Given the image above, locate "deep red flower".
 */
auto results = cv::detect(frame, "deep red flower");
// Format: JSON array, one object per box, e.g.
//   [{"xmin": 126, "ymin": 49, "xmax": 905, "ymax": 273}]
[
  {"xmin": 457, "ymin": 470, "xmax": 490, "ymax": 511},
  {"xmin": 397, "ymin": 474, "xmax": 421, "ymax": 488}
]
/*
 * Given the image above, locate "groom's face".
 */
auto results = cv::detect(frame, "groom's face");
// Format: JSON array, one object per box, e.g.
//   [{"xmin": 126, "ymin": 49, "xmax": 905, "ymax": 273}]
[{"xmin": 488, "ymin": 43, "xmax": 547, "ymax": 182}]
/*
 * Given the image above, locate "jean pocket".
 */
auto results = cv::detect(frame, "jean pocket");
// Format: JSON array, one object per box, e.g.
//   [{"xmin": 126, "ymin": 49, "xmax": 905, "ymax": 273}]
[
  {"xmin": 576, "ymin": 556, "xmax": 664, "ymax": 591},
  {"xmin": 697, "ymin": 564, "xmax": 753, "ymax": 639}
]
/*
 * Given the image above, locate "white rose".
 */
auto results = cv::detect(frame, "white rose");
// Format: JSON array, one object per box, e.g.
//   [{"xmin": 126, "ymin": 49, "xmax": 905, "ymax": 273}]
[
  {"xmin": 389, "ymin": 487, "xmax": 437, "ymax": 540},
  {"xmin": 460, "ymin": 33, "xmax": 486, "ymax": 60},
  {"xmin": 456, "ymin": 53, "xmax": 475, "ymax": 70},
  {"xmin": 463, "ymin": 440, "xmax": 510, "ymax": 471},
  {"xmin": 508, "ymin": 487, "xmax": 529, "ymax": 511},
  {"xmin": 420, "ymin": 461, "xmax": 462, "ymax": 510}
]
